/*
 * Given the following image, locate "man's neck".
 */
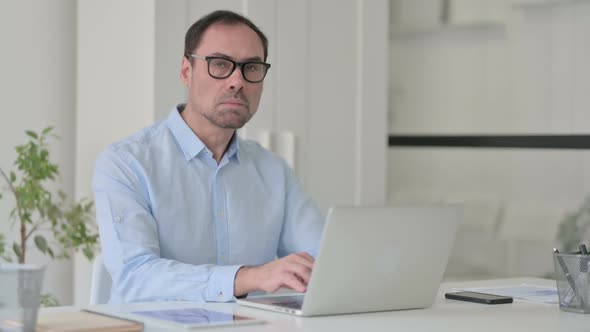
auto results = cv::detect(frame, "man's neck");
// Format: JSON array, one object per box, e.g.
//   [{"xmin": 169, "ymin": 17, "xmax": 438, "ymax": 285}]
[{"xmin": 180, "ymin": 105, "xmax": 235, "ymax": 164}]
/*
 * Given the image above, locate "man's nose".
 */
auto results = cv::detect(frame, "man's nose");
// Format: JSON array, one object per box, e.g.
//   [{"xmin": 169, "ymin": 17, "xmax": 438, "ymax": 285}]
[{"xmin": 227, "ymin": 65, "xmax": 246, "ymax": 90}]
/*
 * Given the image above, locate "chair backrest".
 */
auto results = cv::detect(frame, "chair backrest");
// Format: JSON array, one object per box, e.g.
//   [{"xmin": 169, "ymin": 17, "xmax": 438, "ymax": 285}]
[{"xmin": 89, "ymin": 254, "xmax": 112, "ymax": 305}]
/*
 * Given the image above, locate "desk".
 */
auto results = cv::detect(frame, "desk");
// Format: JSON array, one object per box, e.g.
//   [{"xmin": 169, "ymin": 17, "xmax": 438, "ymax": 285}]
[{"xmin": 44, "ymin": 278, "xmax": 588, "ymax": 331}]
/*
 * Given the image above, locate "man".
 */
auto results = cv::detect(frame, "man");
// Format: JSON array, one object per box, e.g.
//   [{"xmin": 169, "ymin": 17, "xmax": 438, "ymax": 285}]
[{"xmin": 92, "ymin": 10, "xmax": 324, "ymax": 303}]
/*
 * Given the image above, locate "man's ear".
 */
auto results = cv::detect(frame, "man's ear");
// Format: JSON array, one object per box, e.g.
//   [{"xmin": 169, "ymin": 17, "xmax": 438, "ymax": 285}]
[{"xmin": 180, "ymin": 57, "xmax": 192, "ymax": 86}]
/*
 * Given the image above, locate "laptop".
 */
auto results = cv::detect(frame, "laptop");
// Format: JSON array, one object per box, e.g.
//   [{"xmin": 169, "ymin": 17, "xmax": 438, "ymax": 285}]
[{"xmin": 237, "ymin": 205, "xmax": 460, "ymax": 316}]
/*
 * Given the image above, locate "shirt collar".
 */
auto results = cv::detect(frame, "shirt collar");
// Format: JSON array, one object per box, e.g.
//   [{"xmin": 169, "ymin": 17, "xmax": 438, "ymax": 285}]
[
  {"xmin": 166, "ymin": 104, "xmax": 241, "ymax": 163},
  {"xmin": 225, "ymin": 133, "xmax": 241, "ymax": 163}
]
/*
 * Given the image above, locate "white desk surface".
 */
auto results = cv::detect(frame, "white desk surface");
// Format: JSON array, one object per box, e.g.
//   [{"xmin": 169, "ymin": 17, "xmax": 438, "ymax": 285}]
[{"xmin": 43, "ymin": 278, "xmax": 589, "ymax": 331}]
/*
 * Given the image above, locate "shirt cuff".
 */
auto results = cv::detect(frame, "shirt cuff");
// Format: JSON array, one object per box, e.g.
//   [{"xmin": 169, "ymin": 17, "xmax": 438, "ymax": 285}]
[{"xmin": 206, "ymin": 265, "xmax": 243, "ymax": 302}]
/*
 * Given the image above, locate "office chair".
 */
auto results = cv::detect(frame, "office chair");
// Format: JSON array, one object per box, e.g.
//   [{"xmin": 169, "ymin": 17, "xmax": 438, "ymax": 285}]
[{"xmin": 89, "ymin": 254, "xmax": 112, "ymax": 305}]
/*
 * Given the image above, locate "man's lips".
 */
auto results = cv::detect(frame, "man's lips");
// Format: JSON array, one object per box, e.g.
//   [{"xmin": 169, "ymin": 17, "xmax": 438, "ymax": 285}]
[{"xmin": 221, "ymin": 100, "xmax": 247, "ymax": 107}]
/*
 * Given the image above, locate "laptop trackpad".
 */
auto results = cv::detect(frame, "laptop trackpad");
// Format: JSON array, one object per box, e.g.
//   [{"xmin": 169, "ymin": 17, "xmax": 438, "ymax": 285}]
[{"xmin": 247, "ymin": 295, "xmax": 304, "ymax": 309}]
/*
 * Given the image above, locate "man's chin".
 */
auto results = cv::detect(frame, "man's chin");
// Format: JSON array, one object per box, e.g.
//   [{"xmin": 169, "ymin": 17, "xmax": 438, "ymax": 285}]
[
  {"xmin": 212, "ymin": 117, "xmax": 250, "ymax": 129},
  {"xmin": 220, "ymin": 122, "xmax": 247, "ymax": 129},
  {"xmin": 205, "ymin": 109, "xmax": 252, "ymax": 129}
]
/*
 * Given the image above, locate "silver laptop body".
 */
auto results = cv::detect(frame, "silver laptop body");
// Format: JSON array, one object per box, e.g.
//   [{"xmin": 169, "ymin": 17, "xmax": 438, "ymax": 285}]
[{"xmin": 237, "ymin": 205, "xmax": 460, "ymax": 316}]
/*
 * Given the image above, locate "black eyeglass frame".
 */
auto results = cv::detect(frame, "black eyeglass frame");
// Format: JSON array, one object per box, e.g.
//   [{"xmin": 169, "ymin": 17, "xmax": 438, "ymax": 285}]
[{"xmin": 186, "ymin": 53, "xmax": 271, "ymax": 83}]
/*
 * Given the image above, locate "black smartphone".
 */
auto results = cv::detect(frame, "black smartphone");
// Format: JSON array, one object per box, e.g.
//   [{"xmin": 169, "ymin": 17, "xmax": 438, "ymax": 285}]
[{"xmin": 445, "ymin": 291, "xmax": 513, "ymax": 304}]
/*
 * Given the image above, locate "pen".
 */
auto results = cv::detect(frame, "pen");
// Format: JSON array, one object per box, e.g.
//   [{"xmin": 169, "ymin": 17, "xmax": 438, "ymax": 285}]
[
  {"xmin": 580, "ymin": 244, "xmax": 589, "ymax": 273},
  {"xmin": 554, "ymin": 248, "xmax": 585, "ymax": 307}
]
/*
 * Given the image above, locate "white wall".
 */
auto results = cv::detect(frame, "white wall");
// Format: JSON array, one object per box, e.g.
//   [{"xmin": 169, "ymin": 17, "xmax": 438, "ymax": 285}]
[
  {"xmin": 0, "ymin": 0, "xmax": 77, "ymax": 304},
  {"xmin": 389, "ymin": 0, "xmax": 590, "ymax": 279},
  {"xmin": 154, "ymin": 0, "xmax": 187, "ymax": 120}
]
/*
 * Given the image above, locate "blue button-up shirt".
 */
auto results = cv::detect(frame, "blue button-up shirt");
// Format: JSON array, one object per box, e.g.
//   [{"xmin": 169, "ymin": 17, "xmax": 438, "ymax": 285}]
[{"xmin": 92, "ymin": 105, "xmax": 324, "ymax": 304}]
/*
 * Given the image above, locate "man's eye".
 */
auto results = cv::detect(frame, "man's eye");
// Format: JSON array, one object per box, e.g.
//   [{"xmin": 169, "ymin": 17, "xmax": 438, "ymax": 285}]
[
  {"xmin": 245, "ymin": 64, "xmax": 261, "ymax": 72},
  {"xmin": 212, "ymin": 60, "xmax": 229, "ymax": 69}
]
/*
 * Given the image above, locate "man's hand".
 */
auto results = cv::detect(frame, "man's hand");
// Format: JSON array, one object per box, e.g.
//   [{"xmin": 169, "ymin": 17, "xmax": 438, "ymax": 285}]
[{"xmin": 234, "ymin": 252, "xmax": 315, "ymax": 297}]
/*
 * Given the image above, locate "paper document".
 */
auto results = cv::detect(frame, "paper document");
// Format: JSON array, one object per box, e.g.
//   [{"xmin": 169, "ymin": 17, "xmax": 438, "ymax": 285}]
[{"xmin": 457, "ymin": 284, "xmax": 558, "ymax": 304}]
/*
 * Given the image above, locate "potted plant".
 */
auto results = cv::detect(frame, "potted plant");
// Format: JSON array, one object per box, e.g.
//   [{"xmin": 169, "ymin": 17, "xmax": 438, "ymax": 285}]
[
  {"xmin": 0, "ymin": 127, "xmax": 99, "ymax": 306},
  {"xmin": 556, "ymin": 196, "xmax": 590, "ymax": 253}
]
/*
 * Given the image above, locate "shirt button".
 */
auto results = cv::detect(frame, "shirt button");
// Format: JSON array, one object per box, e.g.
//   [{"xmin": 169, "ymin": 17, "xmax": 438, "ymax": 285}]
[
  {"xmin": 114, "ymin": 216, "xmax": 121, "ymax": 223},
  {"xmin": 217, "ymin": 211, "xmax": 224, "ymax": 218}
]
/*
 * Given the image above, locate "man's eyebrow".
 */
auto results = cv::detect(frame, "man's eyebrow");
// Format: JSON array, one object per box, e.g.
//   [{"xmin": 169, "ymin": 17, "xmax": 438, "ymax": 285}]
[
  {"xmin": 243, "ymin": 56, "xmax": 263, "ymax": 62},
  {"xmin": 208, "ymin": 52, "xmax": 263, "ymax": 62}
]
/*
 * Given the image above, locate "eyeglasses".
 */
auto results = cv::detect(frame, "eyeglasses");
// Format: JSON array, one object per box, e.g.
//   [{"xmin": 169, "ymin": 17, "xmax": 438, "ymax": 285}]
[{"xmin": 186, "ymin": 54, "xmax": 271, "ymax": 83}]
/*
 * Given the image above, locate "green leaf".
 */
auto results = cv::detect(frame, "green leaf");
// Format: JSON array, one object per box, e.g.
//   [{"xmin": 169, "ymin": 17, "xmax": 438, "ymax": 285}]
[
  {"xmin": 84, "ymin": 201, "xmax": 94, "ymax": 212},
  {"xmin": 0, "ymin": 234, "xmax": 5, "ymax": 257},
  {"xmin": 9, "ymin": 171, "xmax": 16, "ymax": 182},
  {"xmin": 12, "ymin": 243, "xmax": 22, "ymax": 261},
  {"xmin": 83, "ymin": 247, "xmax": 94, "ymax": 260},
  {"xmin": 34, "ymin": 235, "xmax": 48, "ymax": 253},
  {"xmin": 46, "ymin": 247, "xmax": 55, "ymax": 258},
  {"xmin": 40, "ymin": 293, "xmax": 59, "ymax": 307},
  {"xmin": 42, "ymin": 127, "xmax": 53, "ymax": 135},
  {"xmin": 25, "ymin": 130, "xmax": 38, "ymax": 139}
]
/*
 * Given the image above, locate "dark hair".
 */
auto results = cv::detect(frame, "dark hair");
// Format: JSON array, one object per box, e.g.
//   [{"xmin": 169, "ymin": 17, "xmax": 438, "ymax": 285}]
[{"xmin": 184, "ymin": 10, "xmax": 268, "ymax": 61}]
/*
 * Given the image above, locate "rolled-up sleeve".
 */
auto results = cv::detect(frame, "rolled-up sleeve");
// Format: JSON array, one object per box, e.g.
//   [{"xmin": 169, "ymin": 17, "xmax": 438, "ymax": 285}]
[
  {"xmin": 277, "ymin": 160, "xmax": 325, "ymax": 259},
  {"xmin": 93, "ymin": 147, "xmax": 241, "ymax": 303}
]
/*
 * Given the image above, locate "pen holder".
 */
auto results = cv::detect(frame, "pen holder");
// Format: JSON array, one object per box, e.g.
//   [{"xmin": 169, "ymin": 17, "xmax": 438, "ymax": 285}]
[{"xmin": 553, "ymin": 253, "xmax": 590, "ymax": 314}]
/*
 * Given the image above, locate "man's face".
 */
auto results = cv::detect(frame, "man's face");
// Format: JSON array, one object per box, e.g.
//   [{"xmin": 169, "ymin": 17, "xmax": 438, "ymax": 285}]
[{"xmin": 180, "ymin": 23, "xmax": 265, "ymax": 129}]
